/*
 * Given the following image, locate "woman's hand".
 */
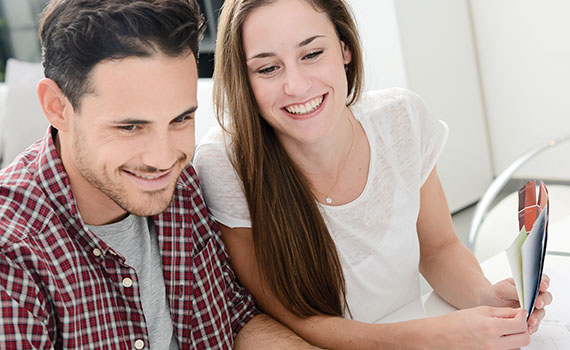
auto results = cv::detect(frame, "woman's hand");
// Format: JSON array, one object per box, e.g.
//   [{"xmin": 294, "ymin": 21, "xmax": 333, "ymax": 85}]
[
  {"xmin": 440, "ymin": 306, "xmax": 530, "ymax": 349},
  {"xmin": 479, "ymin": 275, "xmax": 552, "ymax": 334}
]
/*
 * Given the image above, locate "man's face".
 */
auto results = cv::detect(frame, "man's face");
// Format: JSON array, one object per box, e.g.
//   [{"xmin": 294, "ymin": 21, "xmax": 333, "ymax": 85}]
[{"xmin": 61, "ymin": 53, "xmax": 198, "ymax": 225}]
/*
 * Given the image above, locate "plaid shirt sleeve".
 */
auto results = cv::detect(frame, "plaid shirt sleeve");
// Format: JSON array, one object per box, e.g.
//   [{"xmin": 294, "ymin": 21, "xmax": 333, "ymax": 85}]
[
  {"xmin": 209, "ymin": 218, "xmax": 259, "ymax": 334},
  {"xmin": 158, "ymin": 165, "xmax": 259, "ymax": 348},
  {"xmin": 185, "ymin": 166, "xmax": 260, "ymax": 337},
  {"xmin": 0, "ymin": 253, "xmax": 54, "ymax": 349}
]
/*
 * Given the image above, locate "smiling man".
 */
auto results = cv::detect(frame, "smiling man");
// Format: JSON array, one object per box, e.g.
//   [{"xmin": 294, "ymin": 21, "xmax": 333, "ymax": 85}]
[{"xmin": 0, "ymin": 0, "xmax": 316, "ymax": 349}]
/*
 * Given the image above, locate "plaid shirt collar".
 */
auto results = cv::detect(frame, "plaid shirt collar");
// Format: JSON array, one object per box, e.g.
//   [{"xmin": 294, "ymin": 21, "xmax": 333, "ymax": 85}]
[{"xmin": 34, "ymin": 127, "xmax": 127, "ymax": 260}]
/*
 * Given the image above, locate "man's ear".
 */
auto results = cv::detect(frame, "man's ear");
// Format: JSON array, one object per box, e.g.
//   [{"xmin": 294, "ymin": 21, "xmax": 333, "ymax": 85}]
[
  {"xmin": 37, "ymin": 78, "xmax": 73, "ymax": 131},
  {"xmin": 341, "ymin": 41, "xmax": 352, "ymax": 65}
]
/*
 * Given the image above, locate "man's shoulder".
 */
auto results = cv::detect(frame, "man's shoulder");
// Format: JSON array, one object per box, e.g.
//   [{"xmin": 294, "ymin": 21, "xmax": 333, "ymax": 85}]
[
  {"xmin": 157, "ymin": 163, "xmax": 220, "ymax": 250},
  {"xmin": 161, "ymin": 163, "xmax": 209, "ymax": 222},
  {"xmin": 0, "ymin": 160, "xmax": 56, "ymax": 250},
  {"xmin": 176, "ymin": 163, "xmax": 201, "ymax": 191}
]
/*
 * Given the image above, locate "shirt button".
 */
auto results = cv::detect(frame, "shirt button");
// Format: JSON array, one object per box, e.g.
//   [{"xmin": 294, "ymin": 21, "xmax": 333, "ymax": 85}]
[
  {"xmin": 134, "ymin": 339, "xmax": 145, "ymax": 349},
  {"xmin": 92, "ymin": 248, "xmax": 102, "ymax": 257},
  {"xmin": 122, "ymin": 277, "xmax": 133, "ymax": 288}
]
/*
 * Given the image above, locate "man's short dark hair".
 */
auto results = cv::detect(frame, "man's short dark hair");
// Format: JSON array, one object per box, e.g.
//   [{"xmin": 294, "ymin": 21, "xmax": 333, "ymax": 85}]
[{"xmin": 39, "ymin": 0, "xmax": 205, "ymax": 111}]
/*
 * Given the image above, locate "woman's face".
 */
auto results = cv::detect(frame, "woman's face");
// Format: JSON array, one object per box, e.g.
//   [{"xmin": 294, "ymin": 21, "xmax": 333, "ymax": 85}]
[{"xmin": 242, "ymin": 0, "xmax": 352, "ymax": 148}]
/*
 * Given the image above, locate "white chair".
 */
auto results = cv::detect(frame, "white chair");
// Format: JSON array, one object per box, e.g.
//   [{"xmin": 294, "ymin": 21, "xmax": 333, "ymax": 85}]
[
  {"xmin": 0, "ymin": 59, "xmax": 47, "ymax": 168},
  {"xmin": 468, "ymin": 135, "xmax": 570, "ymax": 262},
  {"xmin": 0, "ymin": 59, "xmax": 218, "ymax": 167}
]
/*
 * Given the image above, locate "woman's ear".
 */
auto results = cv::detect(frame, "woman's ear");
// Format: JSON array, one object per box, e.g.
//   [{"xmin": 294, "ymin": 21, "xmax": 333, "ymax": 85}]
[
  {"xmin": 37, "ymin": 78, "xmax": 73, "ymax": 132},
  {"xmin": 341, "ymin": 41, "xmax": 352, "ymax": 65}
]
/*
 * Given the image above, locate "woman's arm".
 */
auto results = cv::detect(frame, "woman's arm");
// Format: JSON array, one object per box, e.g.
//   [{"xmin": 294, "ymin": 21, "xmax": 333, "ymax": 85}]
[
  {"xmin": 219, "ymin": 222, "xmax": 530, "ymax": 349},
  {"xmin": 234, "ymin": 314, "xmax": 324, "ymax": 349},
  {"xmin": 416, "ymin": 167, "xmax": 491, "ymax": 308},
  {"xmin": 416, "ymin": 167, "xmax": 551, "ymax": 330}
]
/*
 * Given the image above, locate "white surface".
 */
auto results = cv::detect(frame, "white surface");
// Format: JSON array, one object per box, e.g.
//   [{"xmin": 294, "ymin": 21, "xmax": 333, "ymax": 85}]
[
  {"xmin": 379, "ymin": 252, "xmax": 570, "ymax": 349},
  {"xmin": 470, "ymin": 1, "xmax": 570, "ymax": 181},
  {"xmin": 549, "ymin": 215, "xmax": 570, "ymax": 254},
  {"xmin": 378, "ymin": 220, "xmax": 570, "ymax": 349},
  {"xmin": 394, "ymin": 0, "xmax": 494, "ymax": 211}
]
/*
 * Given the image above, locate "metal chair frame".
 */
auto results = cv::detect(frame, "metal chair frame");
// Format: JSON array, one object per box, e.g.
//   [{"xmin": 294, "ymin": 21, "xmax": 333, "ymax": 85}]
[{"xmin": 467, "ymin": 134, "xmax": 570, "ymax": 251}]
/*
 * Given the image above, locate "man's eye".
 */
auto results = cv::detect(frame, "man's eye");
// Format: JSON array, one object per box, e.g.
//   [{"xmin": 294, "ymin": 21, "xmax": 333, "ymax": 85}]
[
  {"xmin": 118, "ymin": 125, "xmax": 137, "ymax": 131},
  {"xmin": 303, "ymin": 50, "xmax": 323, "ymax": 60},
  {"xmin": 173, "ymin": 114, "xmax": 193, "ymax": 123}
]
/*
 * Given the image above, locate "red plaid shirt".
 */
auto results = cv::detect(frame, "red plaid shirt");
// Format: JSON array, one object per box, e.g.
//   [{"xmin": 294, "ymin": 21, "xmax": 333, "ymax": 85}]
[{"xmin": 0, "ymin": 128, "xmax": 258, "ymax": 349}]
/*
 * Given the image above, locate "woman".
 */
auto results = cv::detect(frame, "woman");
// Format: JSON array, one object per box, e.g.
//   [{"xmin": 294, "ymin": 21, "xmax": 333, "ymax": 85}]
[{"xmin": 194, "ymin": 0, "xmax": 552, "ymax": 348}]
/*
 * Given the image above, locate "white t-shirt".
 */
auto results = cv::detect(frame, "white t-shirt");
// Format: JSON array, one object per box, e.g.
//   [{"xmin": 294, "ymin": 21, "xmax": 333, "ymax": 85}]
[{"xmin": 193, "ymin": 88, "xmax": 448, "ymax": 322}]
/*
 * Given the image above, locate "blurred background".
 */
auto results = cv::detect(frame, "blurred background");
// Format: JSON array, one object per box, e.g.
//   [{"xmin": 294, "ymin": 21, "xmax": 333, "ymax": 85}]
[{"xmin": 0, "ymin": 0, "xmax": 569, "ymax": 248}]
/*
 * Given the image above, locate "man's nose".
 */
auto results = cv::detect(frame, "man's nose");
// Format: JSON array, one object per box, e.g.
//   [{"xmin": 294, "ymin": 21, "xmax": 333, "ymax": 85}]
[{"xmin": 141, "ymin": 132, "xmax": 179, "ymax": 170}]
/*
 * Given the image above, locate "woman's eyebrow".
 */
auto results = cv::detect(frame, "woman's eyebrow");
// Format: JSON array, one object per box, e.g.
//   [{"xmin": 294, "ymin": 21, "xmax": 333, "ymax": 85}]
[
  {"xmin": 247, "ymin": 35, "xmax": 326, "ymax": 61},
  {"xmin": 298, "ymin": 35, "xmax": 325, "ymax": 48}
]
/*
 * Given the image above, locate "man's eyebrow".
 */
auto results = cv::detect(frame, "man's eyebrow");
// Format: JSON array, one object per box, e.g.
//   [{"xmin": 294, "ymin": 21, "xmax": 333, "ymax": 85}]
[
  {"xmin": 246, "ymin": 35, "xmax": 325, "ymax": 61},
  {"xmin": 171, "ymin": 106, "xmax": 198, "ymax": 122},
  {"xmin": 113, "ymin": 118, "xmax": 151, "ymax": 126},
  {"xmin": 112, "ymin": 106, "xmax": 198, "ymax": 125}
]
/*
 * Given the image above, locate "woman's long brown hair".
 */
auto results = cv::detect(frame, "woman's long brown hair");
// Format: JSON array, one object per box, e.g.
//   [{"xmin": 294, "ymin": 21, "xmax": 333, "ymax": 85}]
[{"xmin": 213, "ymin": 0, "xmax": 364, "ymax": 317}]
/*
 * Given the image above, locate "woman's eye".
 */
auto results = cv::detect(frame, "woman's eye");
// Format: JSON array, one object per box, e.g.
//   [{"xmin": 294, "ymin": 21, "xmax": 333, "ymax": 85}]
[
  {"xmin": 303, "ymin": 50, "xmax": 323, "ymax": 60},
  {"xmin": 258, "ymin": 65, "xmax": 279, "ymax": 75}
]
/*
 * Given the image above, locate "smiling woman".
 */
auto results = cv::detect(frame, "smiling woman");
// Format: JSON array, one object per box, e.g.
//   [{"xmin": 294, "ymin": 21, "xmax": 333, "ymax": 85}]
[
  {"xmin": 193, "ymin": 0, "xmax": 551, "ymax": 349},
  {"xmin": 209, "ymin": 0, "xmax": 364, "ymax": 319}
]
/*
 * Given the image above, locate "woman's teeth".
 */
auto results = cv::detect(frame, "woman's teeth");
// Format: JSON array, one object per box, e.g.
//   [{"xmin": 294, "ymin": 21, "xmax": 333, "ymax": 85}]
[{"xmin": 285, "ymin": 95, "xmax": 324, "ymax": 115}]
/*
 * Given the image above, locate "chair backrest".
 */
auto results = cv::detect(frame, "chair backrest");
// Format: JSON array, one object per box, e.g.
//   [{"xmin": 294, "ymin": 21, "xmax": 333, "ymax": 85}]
[
  {"xmin": 0, "ymin": 59, "xmax": 218, "ymax": 168},
  {"xmin": 1, "ymin": 59, "xmax": 47, "ymax": 168},
  {"xmin": 468, "ymin": 134, "xmax": 570, "ymax": 260}
]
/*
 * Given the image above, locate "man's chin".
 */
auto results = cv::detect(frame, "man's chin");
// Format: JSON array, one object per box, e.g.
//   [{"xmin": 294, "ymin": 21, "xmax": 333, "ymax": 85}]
[
  {"xmin": 124, "ymin": 192, "xmax": 175, "ymax": 217},
  {"xmin": 127, "ymin": 203, "xmax": 171, "ymax": 217}
]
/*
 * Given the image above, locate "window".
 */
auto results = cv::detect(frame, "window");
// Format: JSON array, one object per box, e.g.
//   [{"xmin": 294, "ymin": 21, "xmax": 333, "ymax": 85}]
[
  {"xmin": 196, "ymin": 0, "xmax": 224, "ymax": 78},
  {"xmin": 0, "ymin": 0, "xmax": 224, "ymax": 80}
]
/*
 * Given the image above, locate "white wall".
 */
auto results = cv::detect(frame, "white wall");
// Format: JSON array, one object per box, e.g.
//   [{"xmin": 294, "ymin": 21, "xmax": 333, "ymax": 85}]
[
  {"xmin": 349, "ymin": 0, "xmax": 494, "ymax": 211},
  {"xmin": 347, "ymin": 0, "xmax": 408, "ymax": 90},
  {"xmin": 394, "ymin": 0, "xmax": 494, "ymax": 211},
  {"xmin": 470, "ymin": 0, "xmax": 570, "ymax": 180},
  {"xmin": 195, "ymin": 78, "xmax": 217, "ymax": 143}
]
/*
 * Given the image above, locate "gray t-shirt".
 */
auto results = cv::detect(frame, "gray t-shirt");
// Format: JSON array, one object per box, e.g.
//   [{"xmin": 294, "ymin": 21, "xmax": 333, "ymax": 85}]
[{"xmin": 89, "ymin": 215, "xmax": 178, "ymax": 350}]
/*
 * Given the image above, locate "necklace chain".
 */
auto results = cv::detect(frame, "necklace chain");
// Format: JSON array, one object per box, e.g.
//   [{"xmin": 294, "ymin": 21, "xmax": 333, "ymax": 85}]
[{"xmin": 313, "ymin": 118, "xmax": 355, "ymax": 204}]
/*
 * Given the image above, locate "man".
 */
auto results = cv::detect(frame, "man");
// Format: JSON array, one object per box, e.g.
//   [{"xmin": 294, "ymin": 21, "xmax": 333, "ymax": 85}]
[{"xmin": 0, "ymin": 0, "xmax": 316, "ymax": 348}]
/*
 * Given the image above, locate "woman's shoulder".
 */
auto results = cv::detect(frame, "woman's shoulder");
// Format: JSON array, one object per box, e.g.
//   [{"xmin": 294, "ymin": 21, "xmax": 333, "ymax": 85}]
[
  {"xmin": 194, "ymin": 126, "xmax": 231, "ymax": 164},
  {"xmin": 195, "ymin": 126, "xmax": 226, "ymax": 151},
  {"xmin": 193, "ymin": 126, "xmax": 252, "ymax": 228},
  {"xmin": 193, "ymin": 126, "xmax": 238, "ymax": 187},
  {"xmin": 353, "ymin": 88, "xmax": 429, "ymax": 133},
  {"xmin": 354, "ymin": 88, "xmax": 425, "ymax": 116}
]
